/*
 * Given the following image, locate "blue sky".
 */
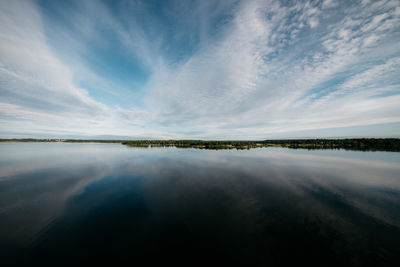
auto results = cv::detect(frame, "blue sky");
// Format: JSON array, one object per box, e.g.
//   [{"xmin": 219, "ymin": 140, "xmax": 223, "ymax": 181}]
[{"xmin": 0, "ymin": 0, "xmax": 399, "ymax": 139}]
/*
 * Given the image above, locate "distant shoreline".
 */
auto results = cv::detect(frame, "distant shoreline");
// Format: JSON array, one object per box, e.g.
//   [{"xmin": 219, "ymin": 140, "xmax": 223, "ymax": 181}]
[{"xmin": 1, "ymin": 138, "xmax": 399, "ymax": 152}]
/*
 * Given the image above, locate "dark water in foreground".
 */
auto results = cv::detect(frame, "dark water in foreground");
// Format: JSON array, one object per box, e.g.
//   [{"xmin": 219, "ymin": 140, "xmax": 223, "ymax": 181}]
[{"xmin": 0, "ymin": 143, "xmax": 400, "ymax": 266}]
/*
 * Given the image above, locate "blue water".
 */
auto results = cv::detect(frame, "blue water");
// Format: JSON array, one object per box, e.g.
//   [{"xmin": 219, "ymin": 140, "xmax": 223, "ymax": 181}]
[{"xmin": 0, "ymin": 143, "xmax": 399, "ymax": 266}]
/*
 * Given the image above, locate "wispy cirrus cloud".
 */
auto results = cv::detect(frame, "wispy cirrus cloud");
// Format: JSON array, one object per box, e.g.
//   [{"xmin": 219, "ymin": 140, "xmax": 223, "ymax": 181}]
[
  {"xmin": 0, "ymin": 0, "xmax": 399, "ymax": 139},
  {"xmin": 144, "ymin": 0, "xmax": 400, "ymax": 138},
  {"xmin": 0, "ymin": 0, "xmax": 152, "ymax": 137}
]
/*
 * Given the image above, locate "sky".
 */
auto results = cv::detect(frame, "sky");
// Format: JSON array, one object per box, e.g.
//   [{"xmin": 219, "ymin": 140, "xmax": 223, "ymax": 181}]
[{"xmin": 0, "ymin": 0, "xmax": 400, "ymax": 139}]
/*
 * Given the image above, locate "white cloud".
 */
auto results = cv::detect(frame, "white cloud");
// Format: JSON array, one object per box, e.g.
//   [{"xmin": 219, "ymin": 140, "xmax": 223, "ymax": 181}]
[
  {"xmin": 0, "ymin": 0, "xmax": 150, "ymax": 137},
  {"xmin": 0, "ymin": 0, "xmax": 399, "ymax": 139},
  {"xmin": 322, "ymin": 0, "xmax": 337, "ymax": 9},
  {"xmin": 144, "ymin": 0, "xmax": 400, "ymax": 138}
]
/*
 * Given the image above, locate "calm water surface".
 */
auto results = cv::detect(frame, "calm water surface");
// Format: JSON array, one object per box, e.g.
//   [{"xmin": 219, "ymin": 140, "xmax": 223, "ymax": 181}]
[{"xmin": 1, "ymin": 143, "xmax": 400, "ymax": 266}]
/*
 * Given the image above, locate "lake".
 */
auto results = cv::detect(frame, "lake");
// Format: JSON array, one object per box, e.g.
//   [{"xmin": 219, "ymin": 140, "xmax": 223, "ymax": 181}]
[{"xmin": 1, "ymin": 143, "xmax": 399, "ymax": 266}]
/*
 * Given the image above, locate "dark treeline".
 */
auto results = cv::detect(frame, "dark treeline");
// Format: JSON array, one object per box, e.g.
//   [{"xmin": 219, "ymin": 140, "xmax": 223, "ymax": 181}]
[
  {"xmin": 0, "ymin": 138, "xmax": 123, "ymax": 143},
  {"xmin": 1, "ymin": 138, "xmax": 399, "ymax": 151},
  {"xmin": 121, "ymin": 140, "xmax": 259, "ymax": 149},
  {"xmin": 261, "ymin": 138, "xmax": 400, "ymax": 151}
]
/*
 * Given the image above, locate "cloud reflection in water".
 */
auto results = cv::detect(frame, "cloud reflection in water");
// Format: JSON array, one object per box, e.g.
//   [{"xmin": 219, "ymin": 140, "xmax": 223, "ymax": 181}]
[{"xmin": 0, "ymin": 143, "xmax": 399, "ymax": 265}]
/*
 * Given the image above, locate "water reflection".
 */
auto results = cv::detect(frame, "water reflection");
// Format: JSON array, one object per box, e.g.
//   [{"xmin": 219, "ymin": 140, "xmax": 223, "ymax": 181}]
[{"xmin": 0, "ymin": 143, "xmax": 399, "ymax": 266}]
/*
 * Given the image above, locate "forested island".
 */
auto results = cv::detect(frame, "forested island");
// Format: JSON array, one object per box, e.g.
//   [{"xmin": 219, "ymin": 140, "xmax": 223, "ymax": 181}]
[{"xmin": 1, "ymin": 138, "xmax": 400, "ymax": 151}]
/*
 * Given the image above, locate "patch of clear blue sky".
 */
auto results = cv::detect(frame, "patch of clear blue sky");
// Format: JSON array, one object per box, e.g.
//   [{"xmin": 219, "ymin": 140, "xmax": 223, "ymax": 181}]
[
  {"xmin": 36, "ymin": 0, "xmax": 237, "ymax": 110},
  {"xmin": 37, "ymin": 0, "xmax": 151, "ymax": 109}
]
